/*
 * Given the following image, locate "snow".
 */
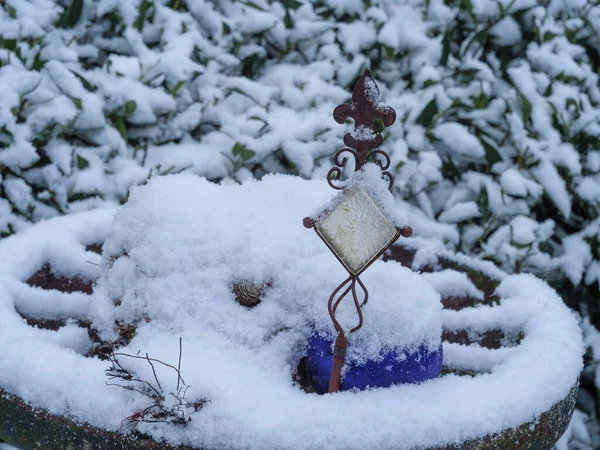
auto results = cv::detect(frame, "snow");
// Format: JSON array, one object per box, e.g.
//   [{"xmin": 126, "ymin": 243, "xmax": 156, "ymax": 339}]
[
  {"xmin": 433, "ymin": 123, "xmax": 486, "ymax": 159},
  {"xmin": 443, "ymin": 343, "xmax": 514, "ymax": 374},
  {"xmin": 532, "ymin": 160, "xmax": 572, "ymax": 219},
  {"xmin": 577, "ymin": 177, "xmax": 600, "ymax": 204},
  {"xmin": 0, "ymin": 444, "xmax": 18, "ymax": 450},
  {"xmin": 490, "ymin": 16, "xmax": 522, "ymax": 47},
  {"xmin": 421, "ymin": 270, "xmax": 484, "ymax": 299},
  {"xmin": 500, "ymin": 169, "xmax": 543, "ymax": 198},
  {"xmin": 555, "ymin": 410, "xmax": 593, "ymax": 450},
  {"xmin": 438, "ymin": 201, "xmax": 481, "ymax": 224},
  {"xmin": 339, "ymin": 22, "xmax": 377, "ymax": 55},
  {"xmin": 0, "ymin": 174, "xmax": 583, "ymax": 450}
]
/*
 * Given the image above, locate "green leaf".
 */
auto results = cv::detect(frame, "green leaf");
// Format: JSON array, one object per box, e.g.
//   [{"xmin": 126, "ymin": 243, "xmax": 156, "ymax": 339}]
[
  {"xmin": 232, "ymin": 143, "xmax": 256, "ymax": 161},
  {"xmin": 241, "ymin": 149, "xmax": 256, "ymax": 161},
  {"xmin": 7, "ymin": 5, "xmax": 17, "ymax": 19},
  {"xmin": 70, "ymin": 70, "xmax": 96, "ymax": 92},
  {"xmin": 510, "ymin": 239, "xmax": 532, "ymax": 249},
  {"xmin": 56, "ymin": 0, "xmax": 83, "ymax": 28},
  {"xmin": 134, "ymin": 0, "xmax": 153, "ymax": 32},
  {"xmin": 519, "ymin": 93, "xmax": 532, "ymax": 123},
  {"xmin": 441, "ymin": 157, "xmax": 460, "ymax": 183},
  {"xmin": 0, "ymin": 38, "xmax": 17, "ymax": 51},
  {"xmin": 31, "ymin": 52, "xmax": 46, "ymax": 71},
  {"xmin": 226, "ymin": 87, "xmax": 260, "ymax": 105},
  {"xmin": 159, "ymin": 165, "xmax": 176, "ymax": 175},
  {"xmin": 564, "ymin": 27, "xmax": 577, "ymax": 43},
  {"xmin": 0, "ymin": 125, "xmax": 14, "ymax": 141},
  {"xmin": 243, "ymin": 1, "xmax": 266, "ymax": 11},
  {"xmin": 497, "ymin": 0, "xmax": 505, "ymax": 15},
  {"xmin": 384, "ymin": 46, "xmax": 395, "ymax": 60},
  {"xmin": 373, "ymin": 119, "xmax": 384, "ymax": 133},
  {"xmin": 565, "ymin": 98, "xmax": 580, "ymax": 116},
  {"xmin": 232, "ymin": 142, "xmax": 248, "ymax": 156},
  {"xmin": 459, "ymin": 0, "xmax": 475, "ymax": 20},
  {"xmin": 112, "ymin": 116, "xmax": 128, "ymax": 141},
  {"xmin": 479, "ymin": 136, "xmax": 502, "ymax": 165},
  {"xmin": 171, "ymin": 80, "xmax": 185, "ymax": 96},
  {"xmin": 124, "ymin": 100, "xmax": 137, "ymax": 115},
  {"xmin": 76, "ymin": 155, "xmax": 89, "ymax": 170},
  {"xmin": 555, "ymin": 72, "xmax": 582, "ymax": 85},
  {"xmin": 416, "ymin": 98, "xmax": 438, "ymax": 127},
  {"xmin": 440, "ymin": 28, "xmax": 451, "ymax": 66},
  {"xmin": 281, "ymin": 0, "xmax": 303, "ymax": 10},
  {"xmin": 478, "ymin": 186, "xmax": 489, "ymax": 221},
  {"xmin": 72, "ymin": 97, "xmax": 82, "ymax": 109},
  {"xmin": 470, "ymin": 91, "xmax": 489, "ymax": 109},
  {"xmin": 241, "ymin": 54, "xmax": 266, "ymax": 78},
  {"xmin": 222, "ymin": 22, "xmax": 231, "ymax": 35},
  {"xmin": 463, "ymin": 28, "xmax": 487, "ymax": 56},
  {"xmin": 284, "ymin": 9, "xmax": 294, "ymax": 29},
  {"xmin": 543, "ymin": 31, "xmax": 557, "ymax": 42}
]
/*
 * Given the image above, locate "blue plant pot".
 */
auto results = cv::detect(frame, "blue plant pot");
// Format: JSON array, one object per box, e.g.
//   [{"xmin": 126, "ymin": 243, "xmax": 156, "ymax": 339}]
[{"xmin": 306, "ymin": 332, "xmax": 443, "ymax": 395}]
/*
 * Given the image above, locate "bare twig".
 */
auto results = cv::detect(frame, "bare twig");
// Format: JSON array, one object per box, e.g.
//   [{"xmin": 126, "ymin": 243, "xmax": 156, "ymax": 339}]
[
  {"xmin": 177, "ymin": 337, "xmax": 182, "ymax": 391},
  {"xmin": 112, "ymin": 352, "xmax": 186, "ymax": 386},
  {"xmin": 105, "ymin": 339, "xmax": 206, "ymax": 434},
  {"xmin": 146, "ymin": 353, "xmax": 163, "ymax": 392}
]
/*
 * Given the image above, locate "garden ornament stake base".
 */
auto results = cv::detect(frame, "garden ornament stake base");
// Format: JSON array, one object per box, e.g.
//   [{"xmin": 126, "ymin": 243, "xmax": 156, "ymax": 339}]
[{"xmin": 303, "ymin": 70, "xmax": 412, "ymax": 393}]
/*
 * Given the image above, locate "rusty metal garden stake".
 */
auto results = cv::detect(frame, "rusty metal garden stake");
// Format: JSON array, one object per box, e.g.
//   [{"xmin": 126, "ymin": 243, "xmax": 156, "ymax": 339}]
[{"xmin": 304, "ymin": 70, "xmax": 412, "ymax": 393}]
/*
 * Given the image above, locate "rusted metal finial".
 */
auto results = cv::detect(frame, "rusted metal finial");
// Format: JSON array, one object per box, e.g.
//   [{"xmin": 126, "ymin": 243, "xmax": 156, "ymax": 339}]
[
  {"xmin": 328, "ymin": 70, "xmax": 397, "ymax": 190},
  {"xmin": 304, "ymin": 70, "xmax": 411, "ymax": 394}
]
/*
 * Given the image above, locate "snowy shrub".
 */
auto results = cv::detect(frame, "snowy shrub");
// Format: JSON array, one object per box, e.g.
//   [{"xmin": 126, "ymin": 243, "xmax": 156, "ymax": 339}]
[
  {"xmin": 1, "ymin": 0, "xmax": 600, "ymax": 447},
  {"xmin": 383, "ymin": 2, "xmax": 600, "ymax": 445}
]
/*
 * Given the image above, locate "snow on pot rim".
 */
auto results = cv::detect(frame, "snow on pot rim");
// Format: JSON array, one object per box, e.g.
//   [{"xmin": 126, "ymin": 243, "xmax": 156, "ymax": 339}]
[{"xmin": 0, "ymin": 174, "xmax": 583, "ymax": 450}]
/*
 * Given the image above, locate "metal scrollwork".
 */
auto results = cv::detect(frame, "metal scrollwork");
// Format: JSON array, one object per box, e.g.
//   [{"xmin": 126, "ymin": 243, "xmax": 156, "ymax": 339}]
[
  {"xmin": 328, "ymin": 70, "xmax": 396, "ymax": 190},
  {"xmin": 368, "ymin": 149, "xmax": 391, "ymax": 170},
  {"xmin": 327, "ymin": 148, "xmax": 359, "ymax": 190}
]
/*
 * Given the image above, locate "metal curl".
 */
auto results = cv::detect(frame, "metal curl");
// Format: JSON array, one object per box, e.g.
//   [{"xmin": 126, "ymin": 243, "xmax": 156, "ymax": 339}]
[
  {"xmin": 334, "ymin": 148, "xmax": 359, "ymax": 170},
  {"xmin": 328, "ymin": 277, "xmax": 353, "ymax": 333},
  {"xmin": 327, "ymin": 167, "xmax": 344, "ymax": 190},
  {"xmin": 368, "ymin": 149, "xmax": 391, "ymax": 171},
  {"xmin": 356, "ymin": 276, "xmax": 369, "ymax": 307},
  {"xmin": 382, "ymin": 171, "xmax": 394, "ymax": 190},
  {"xmin": 328, "ymin": 276, "xmax": 368, "ymax": 336},
  {"xmin": 349, "ymin": 280, "xmax": 364, "ymax": 334},
  {"xmin": 327, "ymin": 148, "xmax": 359, "ymax": 189}
]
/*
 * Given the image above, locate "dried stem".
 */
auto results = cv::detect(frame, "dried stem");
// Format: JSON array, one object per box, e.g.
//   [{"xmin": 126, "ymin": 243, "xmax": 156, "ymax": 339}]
[
  {"xmin": 105, "ymin": 339, "xmax": 206, "ymax": 433},
  {"xmin": 177, "ymin": 337, "xmax": 182, "ymax": 391},
  {"xmin": 146, "ymin": 353, "xmax": 163, "ymax": 392},
  {"xmin": 112, "ymin": 352, "xmax": 186, "ymax": 386}
]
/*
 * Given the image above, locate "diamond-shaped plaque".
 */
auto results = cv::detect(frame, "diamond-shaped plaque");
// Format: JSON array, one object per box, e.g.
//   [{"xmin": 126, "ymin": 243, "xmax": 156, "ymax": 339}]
[{"xmin": 315, "ymin": 187, "xmax": 400, "ymax": 276}]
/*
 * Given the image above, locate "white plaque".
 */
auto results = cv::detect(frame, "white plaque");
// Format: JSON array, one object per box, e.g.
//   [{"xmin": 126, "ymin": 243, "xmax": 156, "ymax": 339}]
[{"xmin": 315, "ymin": 188, "xmax": 399, "ymax": 275}]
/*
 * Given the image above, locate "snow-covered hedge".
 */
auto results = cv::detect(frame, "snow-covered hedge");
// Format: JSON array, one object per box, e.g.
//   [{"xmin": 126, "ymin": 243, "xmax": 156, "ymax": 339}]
[{"xmin": 1, "ymin": 0, "xmax": 599, "ymax": 447}]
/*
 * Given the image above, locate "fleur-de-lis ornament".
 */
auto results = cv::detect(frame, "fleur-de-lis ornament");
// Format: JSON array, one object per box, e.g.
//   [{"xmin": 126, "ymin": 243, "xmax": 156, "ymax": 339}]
[
  {"xmin": 304, "ymin": 70, "xmax": 412, "ymax": 393},
  {"xmin": 327, "ymin": 70, "xmax": 397, "ymax": 190}
]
